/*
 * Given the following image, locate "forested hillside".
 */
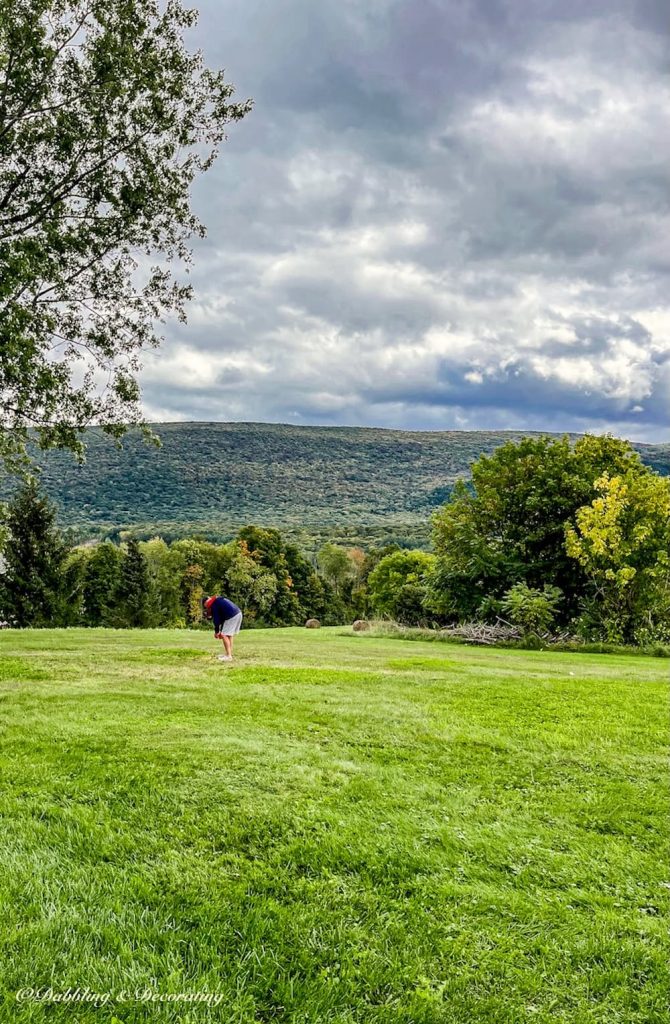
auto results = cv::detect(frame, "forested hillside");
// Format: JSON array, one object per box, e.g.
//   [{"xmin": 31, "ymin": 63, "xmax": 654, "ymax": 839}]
[{"xmin": 2, "ymin": 422, "xmax": 668, "ymax": 549}]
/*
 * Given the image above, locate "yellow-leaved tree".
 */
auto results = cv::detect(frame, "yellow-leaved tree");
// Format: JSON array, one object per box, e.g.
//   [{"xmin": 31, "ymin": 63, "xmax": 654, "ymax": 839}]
[{"xmin": 565, "ymin": 472, "xmax": 670, "ymax": 644}]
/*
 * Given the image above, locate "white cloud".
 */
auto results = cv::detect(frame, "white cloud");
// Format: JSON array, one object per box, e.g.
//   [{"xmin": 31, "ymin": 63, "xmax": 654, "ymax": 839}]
[{"xmin": 136, "ymin": 0, "xmax": 670, "ymax": 441}]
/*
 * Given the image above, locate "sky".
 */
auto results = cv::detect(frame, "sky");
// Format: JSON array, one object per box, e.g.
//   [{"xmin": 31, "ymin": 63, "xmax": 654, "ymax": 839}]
[{"xmin": 140, "ymin": 0, "xmax": 670, "ymax": 441}]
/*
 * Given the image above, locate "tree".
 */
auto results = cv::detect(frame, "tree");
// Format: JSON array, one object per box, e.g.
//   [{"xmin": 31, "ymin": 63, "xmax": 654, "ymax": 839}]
[
  {"xmin": 0, "ymin": 0, "xmax": 251, "ymax": 469},
  {"xmin": 82, "ymin": 540, "xmax": 123, "ymax": 624},
  {"xmin": 115, "ymin": 536, "xmax": 149, "ymax": 626},
  {"xmin": 430, "ymin": 435, "xmax": 650, "ymax": 622},
  {"xmin": 224, "ymin": 540, "xmax": 278, "ymax": 623},
  {"xmin": 180, "ymin": 562, "xmax": 204, "ymax": 626},
  {"xmin": 283, "ymin": 541, "xmax": 333, "ymax": 621},
  {"xmin": 346, "ymin": 547, "xmax": 366, "ymax": 575},
  {"xmin": 140, "ymin": 536, "xmax": 180, "ymax": 626},
  {"xmin": 367, "ymin": 550, "xmax": 436, "ymax": 625},
  {"xmin": 565, "ymin": 471, "xmax": 670, "ymax": 643},
  {"xmin": 238, "ymin": 527, "xmax": 304, "ymax": 624},
  {"xmin": 317, "ymin": 543, "xmax": 358, "ymax": 599},
  {"xmin": 0, "ymin": 479, "xmax": 67, "ymax": 625},
  {"xmin": 60, "ymin": 546, "xmax": 87, "ymax": 625},
  {"xmin": 0, "ymin": 502, "xmax": 8, "ymax": 554},
  {"xmin": 296, "ymin": 571, "xmax": 333, "ymax": 623}
]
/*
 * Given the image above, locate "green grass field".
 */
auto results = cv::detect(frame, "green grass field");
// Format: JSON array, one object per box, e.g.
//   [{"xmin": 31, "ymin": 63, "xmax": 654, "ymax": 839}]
[{"xmin": 0, "ymin": 628, "xmax": 668, "ymax": 1024}]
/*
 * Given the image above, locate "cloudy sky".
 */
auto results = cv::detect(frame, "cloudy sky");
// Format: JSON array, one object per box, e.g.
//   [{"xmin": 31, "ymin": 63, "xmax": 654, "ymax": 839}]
[{"xmin": 140, "ymin": 0, "xmax": 670, "ymax": 441}]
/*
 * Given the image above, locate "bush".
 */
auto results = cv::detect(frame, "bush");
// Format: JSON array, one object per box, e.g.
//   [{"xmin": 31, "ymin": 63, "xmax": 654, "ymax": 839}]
[
  {"xmin": 634, "ymin": 622, "xmax": 670, "ymax": 647},
  {"xmin": 476, "ymin": 594, "xmax": 504, "ymax": 623},
  {"xmin": 501, "ymin": 583, "xmax": 563, "ymax": 636}
]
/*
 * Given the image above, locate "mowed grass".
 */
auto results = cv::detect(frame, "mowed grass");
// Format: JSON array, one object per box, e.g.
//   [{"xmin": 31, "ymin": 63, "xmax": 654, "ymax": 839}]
[{"xmin": 0, "ymin": 628, "xmax": 668, "ymax": 1024}]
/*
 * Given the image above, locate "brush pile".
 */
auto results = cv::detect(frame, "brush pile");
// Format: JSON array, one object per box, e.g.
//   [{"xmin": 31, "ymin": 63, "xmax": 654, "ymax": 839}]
[{"xmin": 439, "ymin": 620, "xmax": 575, "ymax": 646}]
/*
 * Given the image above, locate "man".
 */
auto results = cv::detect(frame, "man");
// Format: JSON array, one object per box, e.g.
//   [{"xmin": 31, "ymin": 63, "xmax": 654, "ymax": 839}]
[{"xmin": 202, "ymin": 594, "xmax": 243, "ymax": 661}]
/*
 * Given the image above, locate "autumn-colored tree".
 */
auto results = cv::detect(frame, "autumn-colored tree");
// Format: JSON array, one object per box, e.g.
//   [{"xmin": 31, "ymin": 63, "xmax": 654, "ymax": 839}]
[
  {"xmin": 566, "ymin": 472, "xmax": 670, "ymax": 643},
  {"xmin": 224, "ymin": 540, "xmax": 278, "ymax": 622},
  {"xmin": 180, "ymin": 563, "xmax": 205, "ymax": 626}
]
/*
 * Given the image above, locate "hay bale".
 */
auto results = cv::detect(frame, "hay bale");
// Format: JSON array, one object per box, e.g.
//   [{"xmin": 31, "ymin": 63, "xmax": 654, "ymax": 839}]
[
  {"xmin": 352, "ymin": 619, "xmax": 371, "ymax": 632},
  {"xmin": 305, "ymin": 618, "xmax": 321, "ymax": 629}
]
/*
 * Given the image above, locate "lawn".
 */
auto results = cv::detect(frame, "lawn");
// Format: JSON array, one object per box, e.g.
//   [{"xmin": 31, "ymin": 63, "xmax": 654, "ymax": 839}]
[{"xmin": 0, "ymin": 627, "xmax": 667, "ymax": 1024}]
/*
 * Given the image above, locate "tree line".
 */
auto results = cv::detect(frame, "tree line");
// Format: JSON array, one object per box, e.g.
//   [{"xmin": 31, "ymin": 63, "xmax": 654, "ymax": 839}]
[
  {"xmin": 368, "ymin": 435, "xmax": 670, "ymax": 646},
  {"xmin": 0, "ymin": 485, "xmax": 393, "ymax": 629},
  {"xmin": 1, "ymin": 434, "xmax": 668, "ymax": 646}
]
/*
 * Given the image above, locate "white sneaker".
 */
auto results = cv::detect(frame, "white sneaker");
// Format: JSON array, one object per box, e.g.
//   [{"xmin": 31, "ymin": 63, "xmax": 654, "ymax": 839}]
[{"xmin": 217, "ymin": 654, "xmax": 233, "ymax": 661}]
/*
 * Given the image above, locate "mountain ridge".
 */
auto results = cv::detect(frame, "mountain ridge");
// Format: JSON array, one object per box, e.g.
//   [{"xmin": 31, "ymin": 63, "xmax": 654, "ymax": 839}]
[{"xmin": 3, "ymin": 422, "xmax": 669, "ymax": 549}]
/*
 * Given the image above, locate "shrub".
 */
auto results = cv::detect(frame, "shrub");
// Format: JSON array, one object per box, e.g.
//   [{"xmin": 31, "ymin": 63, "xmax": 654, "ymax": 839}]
[{"xmin": 501, "ymin": 582, "xmax": 562, "ymax": 636}]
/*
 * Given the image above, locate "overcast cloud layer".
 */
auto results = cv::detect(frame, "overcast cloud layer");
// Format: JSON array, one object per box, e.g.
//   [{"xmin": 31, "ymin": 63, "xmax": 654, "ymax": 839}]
[{"xmin": 140, "ymin": 0, "xmax": 670, "ymax": 440}]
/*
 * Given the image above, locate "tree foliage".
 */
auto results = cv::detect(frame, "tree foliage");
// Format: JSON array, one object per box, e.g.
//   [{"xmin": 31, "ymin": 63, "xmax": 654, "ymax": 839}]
[
  {"xmin": 225, "ymin": 540, "xmax": 279, "ymax": 620},
  {"xmin": 566, "ymin": 471, "xmax": 670, "ymax": 643},
  {"xmin": 0, "ymin": 478, "xmax": 67, "ymax": 624},
  {"xmin": 115, "ymin": 536, "xmax": 149, "ymax": 626},
  {"xmin": 180, "ymin": 562, "xmax": 205, "ymax": 627},
  {"xmin": 501, "ymin": 582, "xmax": 563, "ymax": 637},
  {"xmin": 53, "ymin": 521, "xmax": 348, "ymax": 628},
  {"xmin": 317, "ymin": 543, "xmax": 358, "ymax": 596},
  {"xmin": 81, "ymin": 539, "xmax": 122, "ymax": 625},
  {"xmin": 429, "ymin": 435, "xmax": 650, "ymax": 622},
  {"xmin": 1, "ymin": 423, "xmax": 666, "ymax": 550},
  {"xmin": 0, "ymin": 0, "xmax": 250, "ymax": 468},
  {"xmin": 367, "ymin": 549, "xmax": 436, "ymax": 625},
  {"xmin": 2, "ymin": 445, "xmax": 668, "ymax": 646}
]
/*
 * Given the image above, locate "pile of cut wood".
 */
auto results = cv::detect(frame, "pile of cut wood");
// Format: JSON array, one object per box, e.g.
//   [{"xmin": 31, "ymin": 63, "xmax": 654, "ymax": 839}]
[{"xmin": 439, "ymin": 619, "xmax": 574, "ymax": 646}]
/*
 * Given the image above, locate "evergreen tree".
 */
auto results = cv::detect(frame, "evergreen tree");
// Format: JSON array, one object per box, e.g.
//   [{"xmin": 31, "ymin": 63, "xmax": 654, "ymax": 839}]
[
  {"xmin": 116, "ymin": 538, "xmax": 150, "ymax": 627},
  {"xmin": 83, "ymin": 542, "xmax": 124, "ymax": 626},
  {"xmin": 0, "ymin": 480, "xmax": 67, "ymax": 626}
]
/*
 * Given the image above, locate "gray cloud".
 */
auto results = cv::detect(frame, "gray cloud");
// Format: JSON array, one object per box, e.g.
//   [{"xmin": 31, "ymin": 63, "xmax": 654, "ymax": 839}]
[{"xmin": 138, "ymin": 0, "xmax": 670, "ymax": 441}]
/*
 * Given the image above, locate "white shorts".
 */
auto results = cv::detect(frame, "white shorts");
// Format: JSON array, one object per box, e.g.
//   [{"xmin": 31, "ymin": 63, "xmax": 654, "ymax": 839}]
[{"xmin": 220, "ymin": 612, "xmax": 243, "ymax": 635}]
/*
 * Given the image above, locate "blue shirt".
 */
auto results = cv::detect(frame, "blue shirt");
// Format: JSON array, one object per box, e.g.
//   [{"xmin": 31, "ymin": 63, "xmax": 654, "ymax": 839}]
[{"xmin": 211, "ymin": 596, "xmax": 241, "ymax": 629}]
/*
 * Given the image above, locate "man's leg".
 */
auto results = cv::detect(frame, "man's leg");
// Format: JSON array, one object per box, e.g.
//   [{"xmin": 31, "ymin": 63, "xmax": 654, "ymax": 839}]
[{"xmin": 222, "ymin": 634, "xmax": 232, "ymax": 657}]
